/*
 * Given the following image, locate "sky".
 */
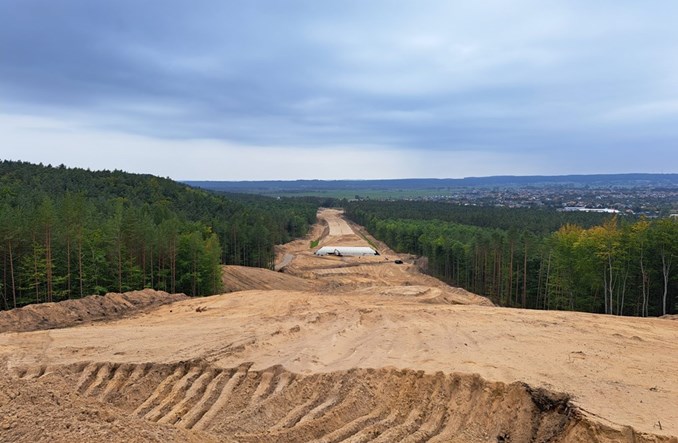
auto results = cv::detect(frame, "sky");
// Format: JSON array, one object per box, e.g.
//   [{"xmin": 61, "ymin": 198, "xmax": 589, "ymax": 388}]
[{"xmin": 1, "ymin": 0, "xmax": 677, "ymax": 180}]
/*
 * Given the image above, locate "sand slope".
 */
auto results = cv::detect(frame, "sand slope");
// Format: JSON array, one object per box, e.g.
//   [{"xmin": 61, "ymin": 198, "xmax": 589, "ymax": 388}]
[
  {"xmin": 6, "ymin": 360, "xmax": 582, "ymax": 443},
  {"xmin": 221, "ymin": 265, "xmax": 317, "ymax": 293},
  {"xmin": 0, "ymin": 290, "xmax": 187, "ymax": 334}
]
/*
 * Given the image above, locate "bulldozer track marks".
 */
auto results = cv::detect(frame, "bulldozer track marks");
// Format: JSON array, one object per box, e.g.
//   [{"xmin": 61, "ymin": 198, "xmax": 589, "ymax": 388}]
[
  {"xmin": 179, "ymin": 369, "xmax": 232, "ymax": 429},
  {"xmin": 191, "ymin": 363, "xmax": 250, "ymax": 431},
  {"xmin": 11, "ymin": 361, "xmax": 577, "ymax": 442}
]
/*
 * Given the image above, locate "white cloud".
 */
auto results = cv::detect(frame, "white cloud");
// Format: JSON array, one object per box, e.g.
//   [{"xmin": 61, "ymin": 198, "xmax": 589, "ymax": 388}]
[
  {"xmin": 0, "ymin": 114, "xmax": 413, "ymax": 180},
  {"xmin": 1, "ymin": 112, "xmax": 674, "ymax": 179}
]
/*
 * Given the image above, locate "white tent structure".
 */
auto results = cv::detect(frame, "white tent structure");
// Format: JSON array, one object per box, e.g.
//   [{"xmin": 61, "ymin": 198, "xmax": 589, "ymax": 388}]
[{"xmin": 315, "ymin": 246, "xmax": 378, "ymax": 257}]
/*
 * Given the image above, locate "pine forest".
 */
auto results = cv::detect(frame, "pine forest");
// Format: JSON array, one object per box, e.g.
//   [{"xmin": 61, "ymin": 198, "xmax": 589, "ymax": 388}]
[
  {"xmin": 2, "ymin": 160, "xmax": 676, "ymax": 318},
  {"xmin": 0, "ymin": 161, "xmax": 318, "ymax": 308},
  {"xmin": 346, "ymin": 200, "xmax": 677, "ymax": 317}
]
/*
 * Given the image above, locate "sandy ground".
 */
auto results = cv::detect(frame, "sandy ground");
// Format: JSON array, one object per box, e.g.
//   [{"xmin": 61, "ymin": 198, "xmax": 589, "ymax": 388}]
[
  {"xmin": 0, "ymin": 208, "xmax": 676, "ymax": 442},
  {"xmin": 221, "ymin": 265, "xmax": 317, "ymax": 293},
  {"xmin": 0, "ymin": 290, "xmax": 187, "ymax": 334}
]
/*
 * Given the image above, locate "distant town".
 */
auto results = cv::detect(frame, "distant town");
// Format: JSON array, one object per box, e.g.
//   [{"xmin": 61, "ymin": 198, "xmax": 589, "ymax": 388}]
[
  {"xmin": 188, "ymin": 174, "xmax": 678, "ymax": 218},
  {"xmin": 411, "ymin": 184, "xmax": 678, "ymax": 217}
]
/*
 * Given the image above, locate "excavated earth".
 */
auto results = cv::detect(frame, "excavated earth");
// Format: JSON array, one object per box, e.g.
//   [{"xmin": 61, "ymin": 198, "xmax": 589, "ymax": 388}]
[
  {"xmin": 0, "ymin": 209, "xmax": 676, "ymax": 442},
  {"xmin": 0, "ymin": 290, "xmax": 188, "ymax": 334}
]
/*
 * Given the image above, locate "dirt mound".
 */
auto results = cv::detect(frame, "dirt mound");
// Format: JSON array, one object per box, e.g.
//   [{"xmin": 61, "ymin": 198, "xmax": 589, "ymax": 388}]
[
  {"xmin": 0, "ymin": 368, "xmax": 220, "ymax": 443},
  {"xmin": 350, "ymin": 285, "xmax": 493, "ymax": 306},
  {"xmin": 0, "ymin": 290, "xmax": 188, "ymax": 334},
  {"xmin": 2, "ymin": 288, "xmax": 674, "ymax": 437},
  {"xmin": 221, "ymin": 265, "xmax": 317, "ymax": 293},
  {"xmin": 11, "ymin": 360, "xmax": 658, "ymax": 443}
]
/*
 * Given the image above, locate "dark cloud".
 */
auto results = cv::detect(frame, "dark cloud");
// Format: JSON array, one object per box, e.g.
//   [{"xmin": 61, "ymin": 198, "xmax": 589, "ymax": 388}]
[{"xmin": 1, "ymin": 0, "xmax": 677, "ymax": 177}]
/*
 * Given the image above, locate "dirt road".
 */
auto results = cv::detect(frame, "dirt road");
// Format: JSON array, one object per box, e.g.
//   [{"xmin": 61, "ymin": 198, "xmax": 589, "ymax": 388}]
[
  {"xmin": 1, "ymin": 209, "xmax": 676, "ymax": 442},
  {"xmin": 323, "ymin": 208, "xmax": 356, "ymax": 237}
]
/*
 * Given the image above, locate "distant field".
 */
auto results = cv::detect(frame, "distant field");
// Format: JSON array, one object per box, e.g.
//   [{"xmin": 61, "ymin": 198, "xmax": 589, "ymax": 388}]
[
  {"xmin": 258, "ymin": 188, "xmax": 459, "ymax": 199},
  {"xmin": 184, "ymin": 174, "xmax": 678, "ymax": 200}
]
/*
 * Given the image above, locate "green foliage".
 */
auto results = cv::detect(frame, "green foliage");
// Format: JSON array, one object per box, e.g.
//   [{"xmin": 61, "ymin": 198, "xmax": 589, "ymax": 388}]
[
  {"xmin": 0, "ymin": 161, "xmax": 318, "ymax": 308},
  {"xmin": 345, "ymin": 201, "xmax": 677, "ymax": 317},
  {"xmin": 346, "ymin": 200, "xmax": 611, "ymax": 234}
]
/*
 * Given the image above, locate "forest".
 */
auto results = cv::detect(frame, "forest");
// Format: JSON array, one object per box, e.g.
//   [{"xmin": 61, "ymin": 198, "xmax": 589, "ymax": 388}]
[
  {"xmin": 0, "ymin": 161, "xmax": 318, "ymax": 308},
  {"xmin": 345, "ymin": 201, "xmax": 678, "ymax": 317}
]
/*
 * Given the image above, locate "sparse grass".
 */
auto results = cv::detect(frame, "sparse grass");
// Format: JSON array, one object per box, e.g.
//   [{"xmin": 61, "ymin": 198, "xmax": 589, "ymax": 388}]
[
  {"xmin": 310, "ymin": 239, "xmax": 320, "ymax": 248},
  {"xmin": 358, "ymin": 233, "xmax": 378, "ymax": 251}
]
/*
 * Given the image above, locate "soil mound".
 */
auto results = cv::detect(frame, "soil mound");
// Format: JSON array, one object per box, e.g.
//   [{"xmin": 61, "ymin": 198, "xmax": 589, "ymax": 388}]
[
  {"xmin": 9, "ymin": 360, "xmax": 658, "ymax": 443},
  {"xmin": 221, "ymin": 265, "xmax": 317, "ymax": 293},
  {"xmin": 0, "ymin": 290, "xmax": 187, "ymax": 334},
  {"xmin": 0, "ymin": 368, "xmax": 220, "ymax": 443}
]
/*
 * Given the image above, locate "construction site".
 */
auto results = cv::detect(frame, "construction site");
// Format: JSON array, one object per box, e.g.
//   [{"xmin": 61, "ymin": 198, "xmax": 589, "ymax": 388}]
[{"xmin": 0, "ymin": 209, "xmax": 676, "ymax": 442}]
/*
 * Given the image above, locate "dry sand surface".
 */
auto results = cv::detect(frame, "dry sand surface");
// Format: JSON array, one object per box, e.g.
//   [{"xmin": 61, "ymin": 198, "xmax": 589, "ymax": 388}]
[
  {"xmin": 0, "ymin": 208, "xmax": 677, "ymax": 442},
  {"xmin": 221, "ymin": 265, "xmax": 317, "ymax": 293},
  {"xmin": 0, "ymin": 290, "xmax": 188, "ymax": 334}
]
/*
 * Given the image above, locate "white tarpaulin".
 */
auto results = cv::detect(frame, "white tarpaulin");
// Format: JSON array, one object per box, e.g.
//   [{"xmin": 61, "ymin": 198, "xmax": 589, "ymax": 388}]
[{"xmin": 315, "ymin": 246, "xmax": 378, "ymax": 256}]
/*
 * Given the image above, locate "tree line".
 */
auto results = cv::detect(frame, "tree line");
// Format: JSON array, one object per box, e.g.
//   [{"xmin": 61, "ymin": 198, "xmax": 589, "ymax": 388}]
[
  {"xmin": 345, "ymin": 201, "xmax": 677, "ymax": 317},
  {"xmin": 0, "ymin": 161, "xmax": 318, "ymax": 308}
]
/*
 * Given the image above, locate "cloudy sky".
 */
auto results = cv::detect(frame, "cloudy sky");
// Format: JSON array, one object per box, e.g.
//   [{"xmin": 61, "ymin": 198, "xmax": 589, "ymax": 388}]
[{"xmin": 1, "ymin": 1, "xmax": 677, "ymax": 180}]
